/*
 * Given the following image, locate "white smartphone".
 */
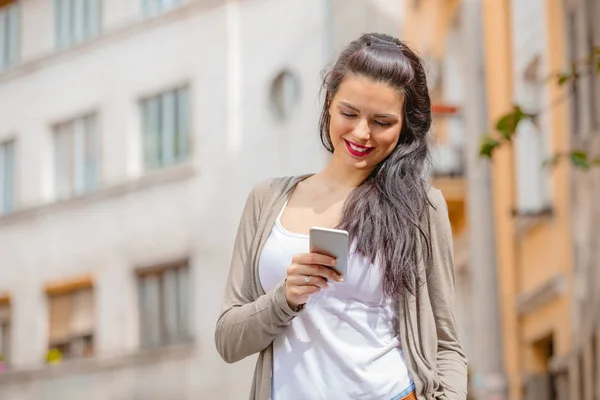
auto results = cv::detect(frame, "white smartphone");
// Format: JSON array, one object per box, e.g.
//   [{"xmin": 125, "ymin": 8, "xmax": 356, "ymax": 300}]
[{"xmin": 309, "ymin": 226, "xmax": 349, "ymax": 278}]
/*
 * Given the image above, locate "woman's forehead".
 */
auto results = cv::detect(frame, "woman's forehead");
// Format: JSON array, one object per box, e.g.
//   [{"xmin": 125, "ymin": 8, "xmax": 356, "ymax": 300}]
[{"xmin": 334, "ymin": 75, "xmax": 404, "ymax": 114}]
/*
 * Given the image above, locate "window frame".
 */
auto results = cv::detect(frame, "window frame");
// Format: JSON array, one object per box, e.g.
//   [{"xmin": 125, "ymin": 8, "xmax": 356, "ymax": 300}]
[
  {"xmin": 564, "ymin": 0, "xmax": 598, "ymax": 137},
  {"xmin": 46, "ymin": 280, "xmax": 95, "ymax": 362},
  {"xmin": 140, "ymin": 86, "xmax": 190, "ymax": 171},
  {"xmin": 0, "ymin": 1, "xmax": 20, "ymax": 72},
  {"xmin": 0, "ymin": 296, "xmax": 11, "ymax": 367},
  {"xmin": 136, "ymin": 258, "xmax": 192, "ymax": 348},
  {"xmin": 0, "ymin": 139, "xmax": 15, "ymax": 215},
  {"xmin": 513, "ymin": 54, "xmax": 553, "ymax": 215},
  {"xmin": 584, "ymin": 0, "xmax": 600, "ymax": 132},
  {"xmin": 142, "ymin": 0, "xmax": 187, "ymax": 17},
  {"xmin": 53, "ymin": 113, "xmax": 100, "ymax": 200},
  {"xmin": 54, "ymin": 0, "xmax": 101, "ymax": 49}
]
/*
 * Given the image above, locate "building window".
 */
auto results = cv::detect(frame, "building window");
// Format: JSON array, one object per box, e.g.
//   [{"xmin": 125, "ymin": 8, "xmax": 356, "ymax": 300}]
[
  {"xmin": 53, "ymin": 114, "xmax": 99, "ymax": 200},
  {"xmin": 142, "ymin": 0, "xmax": 187, "ymax": 17},
  {"xmin": 141, "ymin": 87, "xmax": 190, "ymax": 170},
  {"xmin": 585, "ymin": 0, "xmax": 599, "ymax": 132},
  {"xmin": 137, "ymin": 260, "xmax": 191, "ymax": 347},
  {"xmin": 0, "ymin": 297, "xmax": 10, "ymax": 372},
  {"xmin": 0, "ymin": 1, "xmax": 19, "ymax": 72},
  {"xmin": 0, "ymin": 140, "xmax": 15, "ymax": 215},
  {"xmin": 47, "ymin": 286, "xmax": 95, "ymax": 362},
  {"xmin": 514, "ymin": 55, "xmax": 552, "ymax": 215},
  {"xmin": 565, "ymin": 0, "xmax": 599, "ymax": 137},
  {"xmin": 55, "ymin": 0, "xmax": 101, "ymax": 49}
]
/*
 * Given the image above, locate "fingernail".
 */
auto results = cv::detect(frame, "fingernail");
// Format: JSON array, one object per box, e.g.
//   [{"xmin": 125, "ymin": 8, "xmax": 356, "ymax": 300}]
[
  {"xmin": 330, "ymin": 260, "xmax": 337, "ymax": 267},
  {"xmin": 337, "ymin": 276, "xmax": 344, "ymax": 282}
]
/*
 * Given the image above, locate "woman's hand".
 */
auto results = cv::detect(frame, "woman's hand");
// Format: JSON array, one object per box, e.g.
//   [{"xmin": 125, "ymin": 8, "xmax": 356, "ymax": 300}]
[{"xmin": 284, "ymin": 253, "xmax": 344, "ymax": 309}]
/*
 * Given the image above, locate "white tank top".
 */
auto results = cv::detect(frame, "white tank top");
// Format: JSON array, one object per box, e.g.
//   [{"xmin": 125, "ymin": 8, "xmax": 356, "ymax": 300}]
[{"xmin": 258, "ymin": 201, "xmax": 414, "ymax": 400}]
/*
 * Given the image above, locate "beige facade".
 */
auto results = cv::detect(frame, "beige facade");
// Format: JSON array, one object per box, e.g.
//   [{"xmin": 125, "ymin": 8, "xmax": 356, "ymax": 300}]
[{"xmin": 403, "ymin": 0, "xmax": 600, "ymax": 399}]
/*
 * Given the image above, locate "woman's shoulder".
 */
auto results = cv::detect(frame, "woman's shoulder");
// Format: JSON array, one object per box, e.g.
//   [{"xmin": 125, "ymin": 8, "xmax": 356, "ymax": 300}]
[
  {"xmin": 249, "ymin": 174, "xmax": 313, "ymax": 201},
  {"xmin": 425, "ymin": 184, "xmax": 449, "ymax": 215}
]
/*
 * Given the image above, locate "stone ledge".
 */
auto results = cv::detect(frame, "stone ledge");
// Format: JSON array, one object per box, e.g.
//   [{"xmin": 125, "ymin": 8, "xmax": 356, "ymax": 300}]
[
  {"xmin": 516, "ymin": 273, "xmax": 566, "ymax": 315},
  {"xmin": 0, "ymin": 0, "xmax": 223, "ymax": 85},
  {"xmin": 0, "ymin": 162, "xmax": 197, "ymax": 227},
  {"xmin": 0, "ymin": 341, "xmax": 195, "ymax": 385}
]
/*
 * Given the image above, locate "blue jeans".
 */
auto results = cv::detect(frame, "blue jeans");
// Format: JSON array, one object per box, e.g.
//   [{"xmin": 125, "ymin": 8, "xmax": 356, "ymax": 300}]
[{"xmin": 390, "ymin": 382, "xmax": 416, "ymax": 400}]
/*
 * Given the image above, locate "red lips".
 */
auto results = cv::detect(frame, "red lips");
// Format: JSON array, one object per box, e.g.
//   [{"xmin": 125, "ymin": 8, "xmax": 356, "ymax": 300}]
[{"xmin": 344, "ymin": 139, "xmax": 375, "ymax": 157}]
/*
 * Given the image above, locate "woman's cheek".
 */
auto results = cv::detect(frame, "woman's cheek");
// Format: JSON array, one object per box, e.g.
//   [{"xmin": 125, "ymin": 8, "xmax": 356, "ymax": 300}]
[{"xmin": 330, "ymin": 116, "xmax": 354, "ymax": 138}]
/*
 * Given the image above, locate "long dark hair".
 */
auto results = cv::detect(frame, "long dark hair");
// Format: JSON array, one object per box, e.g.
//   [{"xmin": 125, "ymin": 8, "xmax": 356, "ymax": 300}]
[{"xmin": 320, "ymin": 33, "xmax": 433, "ymax": 297}]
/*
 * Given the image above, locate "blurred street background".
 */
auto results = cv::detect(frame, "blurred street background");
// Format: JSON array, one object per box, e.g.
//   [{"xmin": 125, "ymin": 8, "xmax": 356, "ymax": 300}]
[{"xmin": 0, "ymin": 0, "xmax": 598, "ymax": 399}]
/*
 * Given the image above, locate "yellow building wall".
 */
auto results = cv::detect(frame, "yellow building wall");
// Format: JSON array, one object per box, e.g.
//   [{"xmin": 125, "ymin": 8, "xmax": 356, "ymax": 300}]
[
  {"xmin": 517, "ymin": 226, "xmax": 565, "ymax": 295},
  {"xmin": 482, "ymin": 0, "xmax": 573, "ymax": 398},
  {"xmin": 403, "ymin": 1, "xmax": 573, "ymax": 398},
  {"xmin": 402, "ymin": 0, "xmax": 460, "ymax": 60}
]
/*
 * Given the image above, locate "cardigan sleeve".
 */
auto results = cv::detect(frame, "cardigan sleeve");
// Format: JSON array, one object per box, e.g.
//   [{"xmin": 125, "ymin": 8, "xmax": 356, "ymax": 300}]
[
  {"xmin": 214, "ymin": 180, "xmax": 301, "ymax": 364},
  {"xmin": 427, "ymin": 189, "xmax": 469, "ymax": 399}
]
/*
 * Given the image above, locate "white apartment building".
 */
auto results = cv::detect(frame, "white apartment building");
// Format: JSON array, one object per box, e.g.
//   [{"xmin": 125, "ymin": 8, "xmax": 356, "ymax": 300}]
[{"xmin": 0, "ymin": 0, "xmax": 402, "ymax": 398}]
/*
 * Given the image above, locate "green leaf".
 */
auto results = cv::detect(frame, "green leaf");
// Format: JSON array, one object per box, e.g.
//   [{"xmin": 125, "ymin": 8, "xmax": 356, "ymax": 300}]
[
  {"xmin": 495, "ymin": 106, "xmax": 530, "ymax": 140},
  {"xmin": 479, "ymin": 135, "xmax": 502, "ymax": 158},
  {"xmin": 570, "ymin": 150, "xmax": 590, "ymax": 170},
  {"xmin": 542, "ymin": 154, "xmax": 561, "ymax": 169},
  {"xmin": 557, "ymin": 71, "xmax": 572, "ymax": 85},
  {"xmin": 495, "ymin": 115, "xmax": 514, "ymax": 139},
  {"xmin": 591, "ymin": 156, "xmax": 600, "ymax": 167}
]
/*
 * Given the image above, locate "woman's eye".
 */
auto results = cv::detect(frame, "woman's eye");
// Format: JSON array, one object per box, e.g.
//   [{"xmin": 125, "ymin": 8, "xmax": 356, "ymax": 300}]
[
  {"xmin": 340, "ymin": 111, "xmax": 357, "ymax": 118},
  {"xmin": 375, "ymin": 121, "xmax": 391, "ymax": 127}
]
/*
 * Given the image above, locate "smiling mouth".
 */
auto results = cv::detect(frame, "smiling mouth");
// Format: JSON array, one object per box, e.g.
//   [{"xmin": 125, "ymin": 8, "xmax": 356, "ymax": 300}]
[{"xmin": 344, "ymin": 139, "xmax": 375, "ymax": 157}]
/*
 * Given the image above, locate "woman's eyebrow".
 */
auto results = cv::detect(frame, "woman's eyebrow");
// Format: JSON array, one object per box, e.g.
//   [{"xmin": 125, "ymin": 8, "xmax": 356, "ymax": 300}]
[
  {"xmin": 373, "ymin": 113, "xmax": 398, "ymax": 119},
  {"xmin": 339, "ymin": 101, "xmax": 398, "ymax": 119},
  {"xmin": 338, "ymin": 101, "xmax": 360, "ymax": 112}
]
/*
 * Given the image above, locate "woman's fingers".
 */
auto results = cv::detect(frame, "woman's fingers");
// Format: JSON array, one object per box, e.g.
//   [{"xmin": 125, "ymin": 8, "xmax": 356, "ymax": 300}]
[
  {"xmin": 292, "ymin": 253, "xmax": 337, "ymax": 269},
  {"xmin": 287, "ymin": 254, "xmax": 343, "ymax": 282},
  {"xmin": 284, "ymin": 252, "xmax": 343, "ymax": 310},
  {"xmin": 286, "ymin": 274, "xmax": 329, "ymax": 289}
]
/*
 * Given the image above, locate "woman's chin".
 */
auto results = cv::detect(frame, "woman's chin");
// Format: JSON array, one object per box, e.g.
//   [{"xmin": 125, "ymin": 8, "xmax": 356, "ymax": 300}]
[{"xmin": 331, "ymin": 150, "xmax": 373, "ymax": 172}]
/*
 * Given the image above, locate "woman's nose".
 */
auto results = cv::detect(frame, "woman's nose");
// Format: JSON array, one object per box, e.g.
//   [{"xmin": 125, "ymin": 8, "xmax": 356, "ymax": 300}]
[{"xmin": 353, "ymin": 119, "xmax": 371, "ymax": 141}]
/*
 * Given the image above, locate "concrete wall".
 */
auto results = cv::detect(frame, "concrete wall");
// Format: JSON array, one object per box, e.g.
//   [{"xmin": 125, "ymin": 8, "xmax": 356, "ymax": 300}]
[
  {"xmin": 0, "ymin": 0, "xmax": 332, "ymax": 398},
  {"xmin": 331, "ymin": 0, "xmax": 402, "ymax": 60}
]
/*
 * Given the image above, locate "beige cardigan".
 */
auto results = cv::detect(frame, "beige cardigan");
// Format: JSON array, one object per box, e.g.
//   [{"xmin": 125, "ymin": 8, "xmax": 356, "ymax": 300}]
[{"xmin": 215, "ymin": 175, "xmax": 468, "ymax": 400}]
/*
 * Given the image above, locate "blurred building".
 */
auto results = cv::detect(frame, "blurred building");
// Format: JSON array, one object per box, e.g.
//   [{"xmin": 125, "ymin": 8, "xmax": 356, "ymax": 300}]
[
  {"xmin": 0, "ymin": 0, "xmax": 405, "ymax": 399},
  {"xmin": 403, "ymin": 0, "xmax": 600, "ymax": 399},
  {"xmin": 561, "ymin": 0, "xmax": 600, "ymax": 399},
  {"xmin": 481, "ymin": 0, "xmax": 600, "ymax": 398},
  {"xmin": 401, "ymin": 0, "xmax": 472, "ymax": 375},
  {"xmin": 481, "ymin": 0, "xmax": 600, "ymax": 399}
]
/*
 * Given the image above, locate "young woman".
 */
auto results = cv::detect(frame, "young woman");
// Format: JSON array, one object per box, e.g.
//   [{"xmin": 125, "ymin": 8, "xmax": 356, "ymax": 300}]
[{"xmin": 215, "ymin": 33, "xmax": 468, "ymax": 400}]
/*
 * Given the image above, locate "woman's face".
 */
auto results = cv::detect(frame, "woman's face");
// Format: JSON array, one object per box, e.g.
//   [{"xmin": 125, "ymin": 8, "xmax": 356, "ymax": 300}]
[{"xmin": 328, "ymin": 74, "xmax": 404, "ymax": 173}]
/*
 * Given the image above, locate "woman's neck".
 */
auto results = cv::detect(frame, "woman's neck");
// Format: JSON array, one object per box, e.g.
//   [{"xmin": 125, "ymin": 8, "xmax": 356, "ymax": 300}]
[{"xmin": 316, "ymin": 161, "xmax": 371, "ymax": 191}]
